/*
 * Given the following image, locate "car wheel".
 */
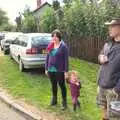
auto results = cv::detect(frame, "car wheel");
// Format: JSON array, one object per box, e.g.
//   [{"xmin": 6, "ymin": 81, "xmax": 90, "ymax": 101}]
[
  {"xmin": 1, "ymin": 46, "xmax": 3, "ymax": 51},
  {"xmin": 9, "ymin": 51, "xmax": 13, "ymax": 59},
  {"xmin": 19, "ymin": 59, "xmax": 24, "ymax": 72},
  {"xmin": 3, "ymin": 50, "xmax": 7, "ymax": 55}
]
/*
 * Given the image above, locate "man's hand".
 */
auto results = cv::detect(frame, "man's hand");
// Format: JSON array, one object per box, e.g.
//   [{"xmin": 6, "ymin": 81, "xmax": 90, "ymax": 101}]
[
  {"xmin": 99, "ymin": 55, "xmax": 108, "ymax": 64},
  {"xmin": 97, "ymin": 86, "xmax": 100, "ymax": 93},
  {"xmin": 107, "ymin": 89, "xmax": 118, "ymax": 97}
]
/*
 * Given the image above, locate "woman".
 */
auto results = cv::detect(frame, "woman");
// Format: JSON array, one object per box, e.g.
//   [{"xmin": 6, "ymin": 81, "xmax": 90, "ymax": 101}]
[{"xmin": 45, "ymin": 29, "xmax": 69, "ymax": 110}]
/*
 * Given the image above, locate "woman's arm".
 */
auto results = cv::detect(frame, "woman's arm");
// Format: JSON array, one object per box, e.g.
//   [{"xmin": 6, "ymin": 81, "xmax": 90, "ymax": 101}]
[
  {"xmin": 45, "ymin": 53, "xmax": 49, "ymax": 71},
  {"xmin": 63, "ymin": 44, "xmax": 69, "ymax": 72}
]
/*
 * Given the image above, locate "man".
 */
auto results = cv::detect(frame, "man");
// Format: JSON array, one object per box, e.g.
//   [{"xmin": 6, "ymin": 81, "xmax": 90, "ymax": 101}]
[{"xmin": 97, "ymin": 18, "xmax": 120, "ymax": 120}]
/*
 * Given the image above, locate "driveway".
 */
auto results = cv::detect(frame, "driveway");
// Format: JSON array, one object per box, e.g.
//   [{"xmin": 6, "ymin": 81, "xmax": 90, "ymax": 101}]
[{"xmin": 0, "ymin": 100, "xmax": 26, "ymax": 120}]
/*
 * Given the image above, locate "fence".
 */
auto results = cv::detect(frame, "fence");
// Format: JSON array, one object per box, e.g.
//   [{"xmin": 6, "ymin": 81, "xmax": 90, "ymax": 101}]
[{"xmin": 65, "ymin": 37, "xmax": 105, "ymax": 63}]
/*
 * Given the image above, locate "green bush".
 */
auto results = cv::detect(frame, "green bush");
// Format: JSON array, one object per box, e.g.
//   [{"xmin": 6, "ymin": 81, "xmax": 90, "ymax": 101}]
[
  {"xmin": 39, "ymin": 0, "xmax": 120, "ymax": 39},
  {"xmin": 40, "ymin": 8, "xmax": 57, "ymax": 33}
]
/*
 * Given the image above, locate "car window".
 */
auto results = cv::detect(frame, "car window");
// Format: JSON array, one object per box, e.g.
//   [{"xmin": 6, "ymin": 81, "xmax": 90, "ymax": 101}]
[
  {"xmin": 5, "ymin": 39, "xmax": 14, "ymax": 44},
  {"xmin": 13, "ymin": 38, "xmax": 20, "ymax": 45},
  {"xmin": 0, "ymin": 35, "xmax": 4, "ymax": 40},
  {"xmin": 19, "ymin": 36, "xmax": 28, "ymax": 47},
  {"xmin": 31, "ymin": 36, "xmax": 51, "ymax": 47}
]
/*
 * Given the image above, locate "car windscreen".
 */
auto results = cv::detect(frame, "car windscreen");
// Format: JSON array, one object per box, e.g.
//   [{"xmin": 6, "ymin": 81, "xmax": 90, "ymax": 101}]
[
  {"xmin": 0, "ymin": 35, "xmax": 4, "ymax": 40},
  {"xmin": 31, "ymin": 36, "xmax": 51, "ymax": 47}
]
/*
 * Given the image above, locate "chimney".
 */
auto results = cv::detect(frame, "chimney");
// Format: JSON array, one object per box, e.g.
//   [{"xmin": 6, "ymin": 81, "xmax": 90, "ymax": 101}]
[{"xmin": 37, "ymin": 0, "xmax": 41, "ymax": 8}]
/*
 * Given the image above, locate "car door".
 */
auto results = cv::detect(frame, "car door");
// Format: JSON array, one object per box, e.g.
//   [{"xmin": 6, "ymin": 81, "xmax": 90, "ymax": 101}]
[
  {"xmin": 15, "ymin": 35, "xmax": 28, "ymax": 62},
  {"xmin": 10, "ymin": 37, "xmax": 20, "ymax": 62},
  {"xmin": 19, "ymin": 35, "xmax": 28, "ymax": 58}
]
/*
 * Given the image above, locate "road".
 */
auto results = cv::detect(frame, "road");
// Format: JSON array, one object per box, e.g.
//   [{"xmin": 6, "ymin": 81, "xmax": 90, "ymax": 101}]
[{"xmin": 0, "ymin": 100, "xmax": 26, "ymax": 120}]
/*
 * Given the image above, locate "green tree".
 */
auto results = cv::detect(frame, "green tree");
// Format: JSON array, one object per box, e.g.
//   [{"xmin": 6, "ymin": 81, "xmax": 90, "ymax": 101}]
[
  {"xmin": 40, "ymin": 4, "xmax": 64, "ymax": 33},
  {"xmin": 0, "ymin": 8, "xmax": 9, "ymax": 26},
  {"xmin": 40, "ymin": 8, "xmax": 57, "ymax": 32},
  {"xmin": 15, "ymin": 12, "xmax": 22, "ymax": 32},
  {"xmin": 63, "ymin": 0, "xmax": 73, "ymax": 7},
  {"xmin": 53, "ymin": 0, "xmax": 60, "ymax": 10},
  {"xmin": 0, "ymin": 24, "xmax": 16, "ymax": 31},
  {"xmin": 21, "ymin": 8, "xmax": 37, "ymax": 33}
]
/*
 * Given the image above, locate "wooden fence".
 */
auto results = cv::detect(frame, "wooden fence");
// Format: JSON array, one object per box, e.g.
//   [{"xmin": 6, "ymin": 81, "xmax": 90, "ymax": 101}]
[{"xmin": 65, "ymin": 37, "xmax": 105, "ymax": 63}]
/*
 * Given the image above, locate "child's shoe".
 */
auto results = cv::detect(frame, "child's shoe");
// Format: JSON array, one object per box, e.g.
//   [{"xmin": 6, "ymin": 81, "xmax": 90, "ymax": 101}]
[
  {"xmin": 77, "ymin": 100, "xmax": 80, "ymax": 108},
  {"xmin": 73, "ymin": 104, "xmax": 76, "ymax": 111}
]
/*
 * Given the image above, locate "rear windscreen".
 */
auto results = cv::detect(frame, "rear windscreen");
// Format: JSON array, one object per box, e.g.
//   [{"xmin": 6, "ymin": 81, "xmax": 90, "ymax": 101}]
[{"xmin": 32, "ymin": 36, "xmax": 51, "ymax": 47}]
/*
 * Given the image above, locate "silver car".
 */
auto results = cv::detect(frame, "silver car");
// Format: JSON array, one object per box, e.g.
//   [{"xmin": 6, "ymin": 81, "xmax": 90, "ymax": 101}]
[
  {"xmin": 1, "ymin": 32, "xmax": 22, "ymax": 54},
  {"xmin": 10, "ymin": 33, "xmax": 51, "ymax": 72}
]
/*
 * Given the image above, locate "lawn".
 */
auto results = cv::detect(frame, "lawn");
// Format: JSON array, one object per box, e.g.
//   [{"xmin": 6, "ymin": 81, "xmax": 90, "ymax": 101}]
[{"xmin": 0, "ymin": 56, "xmax": 100, "ymax": 120}]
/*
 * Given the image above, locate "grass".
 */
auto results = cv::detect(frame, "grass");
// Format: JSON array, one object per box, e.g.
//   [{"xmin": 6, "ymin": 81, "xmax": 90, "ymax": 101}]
[{"xmin": 0, "ymin": 56, "xmax": 100, "ymax": 120}]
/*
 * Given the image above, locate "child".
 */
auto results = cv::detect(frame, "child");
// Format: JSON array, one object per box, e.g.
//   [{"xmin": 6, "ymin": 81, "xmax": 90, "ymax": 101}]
[{"xmin": 66, "ymin": 70, "xmax": 81, "ymax": 111}]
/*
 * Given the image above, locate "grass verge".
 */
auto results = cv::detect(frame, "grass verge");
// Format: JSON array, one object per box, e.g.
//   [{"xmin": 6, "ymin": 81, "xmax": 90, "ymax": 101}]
[{"xmin": 0, "ymin": 56, "xmax": 100, "ymax": 120}]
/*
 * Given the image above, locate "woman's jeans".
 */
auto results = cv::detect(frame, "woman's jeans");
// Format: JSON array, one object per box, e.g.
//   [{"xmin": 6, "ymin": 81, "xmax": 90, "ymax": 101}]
[{"xmin": 48, "ymin": 72, "xmax": 67, "ymax": 106}]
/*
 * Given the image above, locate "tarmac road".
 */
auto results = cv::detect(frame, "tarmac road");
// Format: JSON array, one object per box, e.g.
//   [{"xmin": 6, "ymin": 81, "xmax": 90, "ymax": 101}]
[{"xmin": 0, "ymin": 100, "xmax": 26, "ymax": 120}]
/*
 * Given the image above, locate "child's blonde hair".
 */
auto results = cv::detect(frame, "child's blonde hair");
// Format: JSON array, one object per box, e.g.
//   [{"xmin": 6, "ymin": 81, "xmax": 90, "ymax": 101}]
[{"xmin": 66, "ymin": 70, "xmax": 79, "ymax": 82}]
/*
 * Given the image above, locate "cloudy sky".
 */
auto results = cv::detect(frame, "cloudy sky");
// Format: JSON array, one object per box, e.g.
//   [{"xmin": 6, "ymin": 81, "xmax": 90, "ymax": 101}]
[{"xmin": 0, "ymin": 0, "xmax": 62, "ymax": 24}]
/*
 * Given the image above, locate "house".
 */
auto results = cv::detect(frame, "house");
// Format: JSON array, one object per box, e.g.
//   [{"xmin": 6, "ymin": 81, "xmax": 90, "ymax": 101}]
[
  {"xmin": 32, "ymin": 0, "xmax": 51, "ymax": 32},
  {"xmin": 33, "ymin": 0, "xmax": 51, "ymax": 19}
]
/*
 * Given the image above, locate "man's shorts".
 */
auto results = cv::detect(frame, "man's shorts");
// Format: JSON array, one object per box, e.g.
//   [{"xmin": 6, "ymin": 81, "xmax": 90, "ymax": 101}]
[{"xmin": 97, "ymin": 86, "xmax": 120, "ymax": 119}]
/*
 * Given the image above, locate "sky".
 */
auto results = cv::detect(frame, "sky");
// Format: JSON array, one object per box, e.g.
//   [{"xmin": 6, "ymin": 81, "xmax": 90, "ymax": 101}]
[{"xmin": 0, "ymin": 0, "xmax": 62, "ymax": 24}]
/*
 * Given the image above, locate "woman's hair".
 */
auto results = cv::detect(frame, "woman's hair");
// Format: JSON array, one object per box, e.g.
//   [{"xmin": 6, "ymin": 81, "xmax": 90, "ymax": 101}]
[{"xmin": 51, "ymin": 29, "xmax": 61, "ymax": 41}]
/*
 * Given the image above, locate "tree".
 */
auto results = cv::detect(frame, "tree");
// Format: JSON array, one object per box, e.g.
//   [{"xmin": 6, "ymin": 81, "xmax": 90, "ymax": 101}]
[
  {"xmin": 0, "ymin": 24, "xmax": 16, "ymax": 31},
  {"xmin": 22, "ymin": 8, "xmax": 37, "ymax": 33},
  {"xmin": 63, "ymin": 0, "xmax": 73, "ymax": 7},
  {"xmin": 53, "ymin": 0, "xmax": 60, "ymax": 10},
  {"xmin": 40, "ymin": 8, "xmax": 57, "ymax": 32},
  {"xmin": 0, "ymin": 8, "xmax": 9, "ymax": 26},
  {"xmin": 15, "ymin": 12, "xmax": 22, "ymax": 31}
]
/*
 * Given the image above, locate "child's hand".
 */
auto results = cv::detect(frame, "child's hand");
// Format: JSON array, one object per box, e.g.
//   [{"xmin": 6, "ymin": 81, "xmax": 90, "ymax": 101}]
[{"xmin": 76, "ymin": 82, "xmax": 80, "ymax": 86}]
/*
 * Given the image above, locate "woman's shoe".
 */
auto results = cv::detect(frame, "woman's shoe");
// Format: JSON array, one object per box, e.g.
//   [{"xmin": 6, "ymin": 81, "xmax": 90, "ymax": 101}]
[
  {"xmin": 50, "ymin": 96, "xmax": 57, "ymax": 106},
  {"xmin": 61, "ymin": 100, "xmax": 67, "ymax": 110}
]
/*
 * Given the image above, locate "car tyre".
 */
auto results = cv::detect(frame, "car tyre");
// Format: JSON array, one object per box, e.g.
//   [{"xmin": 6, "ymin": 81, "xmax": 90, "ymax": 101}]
[
  {"xmin": 3, "ymin": 50, "xmax": 7, "ymax": 55},
  {"xmin": 1, "ymin": 46, "xmax": 3, "ymax": 51},
  {"xmin": 19, "ymin": 58, "xmax": 24, "ymax": 72},
  {"xmin": 9, "ymin": 51, "xmax": 13, "ymax": 59}
]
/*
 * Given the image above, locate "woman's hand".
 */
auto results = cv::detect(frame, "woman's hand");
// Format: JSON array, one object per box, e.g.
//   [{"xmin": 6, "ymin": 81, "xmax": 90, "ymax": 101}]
[
  {"xmin": 45, "ymin": 70, "xmax": 48, "ymax": 76},
  {"xmin": 99, "ymin": 55, "xmax": 108, "ymax": 64},
  {"xmin": 65, "ymin": 72, "xmax": 68, "ymax": 79},
  {"xmin": 65, "ymin": 72, "xmax": 69, "ymax": 82}
]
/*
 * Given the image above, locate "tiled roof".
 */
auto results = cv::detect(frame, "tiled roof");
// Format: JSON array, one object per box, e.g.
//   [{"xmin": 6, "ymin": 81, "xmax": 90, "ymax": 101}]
[{"xmin": 33, "ymin": 2, "xmax": 51, "ymax": 13}]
